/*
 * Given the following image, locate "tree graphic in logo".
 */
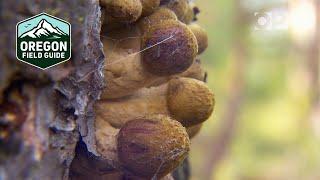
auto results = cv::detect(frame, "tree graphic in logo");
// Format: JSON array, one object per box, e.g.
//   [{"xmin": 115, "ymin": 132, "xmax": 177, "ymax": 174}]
[{"xmin": 16, "ymin": 13, "xmax": 71, "ymax": 69}]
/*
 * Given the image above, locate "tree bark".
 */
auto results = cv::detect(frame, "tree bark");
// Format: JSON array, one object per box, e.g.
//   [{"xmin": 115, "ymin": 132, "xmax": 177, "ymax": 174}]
[{"xmin": 0, "ymin": 1, "xmax": 105, "ymax": 179}]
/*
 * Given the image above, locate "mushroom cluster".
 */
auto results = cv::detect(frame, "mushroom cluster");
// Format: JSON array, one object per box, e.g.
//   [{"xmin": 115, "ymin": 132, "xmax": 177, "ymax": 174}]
[{"xmin": 71, "ymin": 0, "xmax": 214, "ymax": 179}]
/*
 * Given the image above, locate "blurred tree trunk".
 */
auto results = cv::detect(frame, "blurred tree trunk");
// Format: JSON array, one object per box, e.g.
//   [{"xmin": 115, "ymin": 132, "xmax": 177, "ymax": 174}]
[
  {"xmin": 308, "ymin": 1, "xmax": 320, "ymax": 134},
  {"xmin": 307, "ymin": 1, "xmax": 320, "ymax": 106},
  {"xmin": 204, "ymin": 1, "xmax": 248, "ymax": 178}
]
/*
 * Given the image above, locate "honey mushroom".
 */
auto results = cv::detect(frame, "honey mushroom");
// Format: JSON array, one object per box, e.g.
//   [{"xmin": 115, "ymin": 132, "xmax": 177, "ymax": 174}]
[
  {"xmin": 160, "ymin": 0, "xmax": 195, "ymax": 24},
  {"xmin": 140, "ymin": 0, "xmax": 161, "ymax": 16},
  {"xmin": 96, "ymin": 77, "xmax": 215, "ymax": 128},
  {"xmin": 100, "ymin": 0, "xmax": 197, "ymax": 29},
  {"xmin": 137, "ymin": 7, "xmax": 178, "ymax": 33},
  {"xmin": 101, "ymin": 0, "xmax": 142, "ymax": 23},
  {"xmin": 91, "ymin": 1, "xmax": 210, "ymax": 179},
  {"xmin": 101, "ymin": 6, "xmax": 212, "ymax": 99},
  {"xmin": 101, "ymin": 14, "xmax": 198, "ymax": 99},
  {"xmin": 100, "ymin": 0, "xmax": 160, "ymax": 26},
  {"xmin": 94, "ymin": 114, "xmax": 190, "ymax": 179},
  {"xmin": 139, "ymin": 10, "xmax": 208, "ymax": 86},
  {"xmin": 188, "ymin": 23, "xmax": 209, "ymax": 54}
]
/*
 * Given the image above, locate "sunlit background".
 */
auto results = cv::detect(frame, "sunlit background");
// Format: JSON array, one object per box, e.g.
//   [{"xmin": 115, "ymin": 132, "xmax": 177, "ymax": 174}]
[{"xmin": 190, "ymin": 0, "xmax": 320, "ymax": 179}]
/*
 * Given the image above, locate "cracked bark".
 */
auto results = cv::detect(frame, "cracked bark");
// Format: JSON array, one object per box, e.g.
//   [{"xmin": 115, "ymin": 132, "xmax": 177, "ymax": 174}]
[{"xmin": 0, "ymin": 0, "xmax": 104, "ymax": 179}]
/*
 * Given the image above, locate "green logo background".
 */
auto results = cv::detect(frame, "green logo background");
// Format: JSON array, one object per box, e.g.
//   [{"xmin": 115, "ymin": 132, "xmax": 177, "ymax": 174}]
[{"xmin": 16, "ymin": 13, "xmax": 71, "ymax": 69}]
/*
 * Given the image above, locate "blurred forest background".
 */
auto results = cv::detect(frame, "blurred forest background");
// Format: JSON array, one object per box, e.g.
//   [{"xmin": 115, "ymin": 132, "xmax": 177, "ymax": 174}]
[{"xmin": 190, "ymin": 0, "xmax": 320, "ymax": 179}]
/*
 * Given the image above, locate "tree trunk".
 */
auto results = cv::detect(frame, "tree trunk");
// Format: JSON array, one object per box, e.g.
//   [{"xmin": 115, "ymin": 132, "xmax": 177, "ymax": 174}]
[
  {"xmin": 0, "ymin": 0, "xmax": 105, "ymax": 179},
  {"xmin": 203, "ymin": 1, "xmax": 248, "ymax": 178}
]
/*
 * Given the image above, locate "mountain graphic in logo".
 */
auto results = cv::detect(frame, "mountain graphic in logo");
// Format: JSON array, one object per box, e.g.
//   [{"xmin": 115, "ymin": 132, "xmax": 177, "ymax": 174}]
[
  {"xmin": 19, "ymin": 19, "xmax": 68, "ymax": 40},
  {"xmin": 16, "ymin": 12, "xmax": 71, "ymax": 69}
]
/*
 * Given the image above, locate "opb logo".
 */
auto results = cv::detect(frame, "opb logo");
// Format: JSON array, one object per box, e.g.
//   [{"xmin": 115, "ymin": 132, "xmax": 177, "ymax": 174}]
[
  {"xmin": 254, "ymin": 10, "xmax": 288, "ymax": 31},
  {"xmin": 16, "ymin": 13, "xmax": 71, "ymax": 69}
]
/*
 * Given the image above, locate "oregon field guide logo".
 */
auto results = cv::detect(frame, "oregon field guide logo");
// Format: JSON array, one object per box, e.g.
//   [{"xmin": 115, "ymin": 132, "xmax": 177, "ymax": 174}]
[{"xmin": 16, "ymin": 13, "xmax": 71, "ymax": 69}]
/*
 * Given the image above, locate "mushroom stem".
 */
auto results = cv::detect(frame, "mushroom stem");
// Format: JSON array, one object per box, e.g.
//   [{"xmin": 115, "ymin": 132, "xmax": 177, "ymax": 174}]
[
  {"xmin": 148, "ymin": 58, "xmax": 206, "ymax": 87},
  {"xmin": 102, "ymin": 26, "xmax": 159, "ymax": 99},
  {"xmin": 178, "ymin": 59, "xmax": 206, "ymax": 81},
  {"xmin": 96, "ymin": 77, "xmax": 214, "ymax": 127},
  {"xmin": 186, "ymin": 124, "xmax": 203, "ymax": 139},
  {"xmin": 95, "ymin": 118, "xmax": 120, "ymax": 165},
  {"xmin": 97, "ymin": 85, "xmax": 169, "ymax": 128}
]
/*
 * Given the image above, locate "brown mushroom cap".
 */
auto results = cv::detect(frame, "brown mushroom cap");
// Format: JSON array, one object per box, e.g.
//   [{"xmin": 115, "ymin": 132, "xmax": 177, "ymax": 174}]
[
  {"xmin": 167, "ymin": 77, "xmax": 215, "ymax": 127},
  {"xmin": 189, "ymin": 23, "xmax": 208, "ymax": 54},
  {"xmin": 102, "ymin": 0, "xmax": 143, "ymax": 23},
  {"xmin": 180, "ymin": 3, "xmax": 196, "ymax": 24},
  {"xmin": 160, "ymin": 0, "xmax": 190, "ymax": 23},
  {"xmin": 117, "ymin": 115, "xmax": 190, "ymax": 178},
  {"xmin": 140, "ymin": 0, "xmax": 161, "ymax": 16},
  {"xmin": 141, "ymin": 20, "xmax": 198, "ymax": 76},
  {"xmin": 152, "ymin": 7, "xmax": 178, "ymax": 20},
  {"xmin": 138, "ymin": 7, "xmax": 178, "ymax": 31}
]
